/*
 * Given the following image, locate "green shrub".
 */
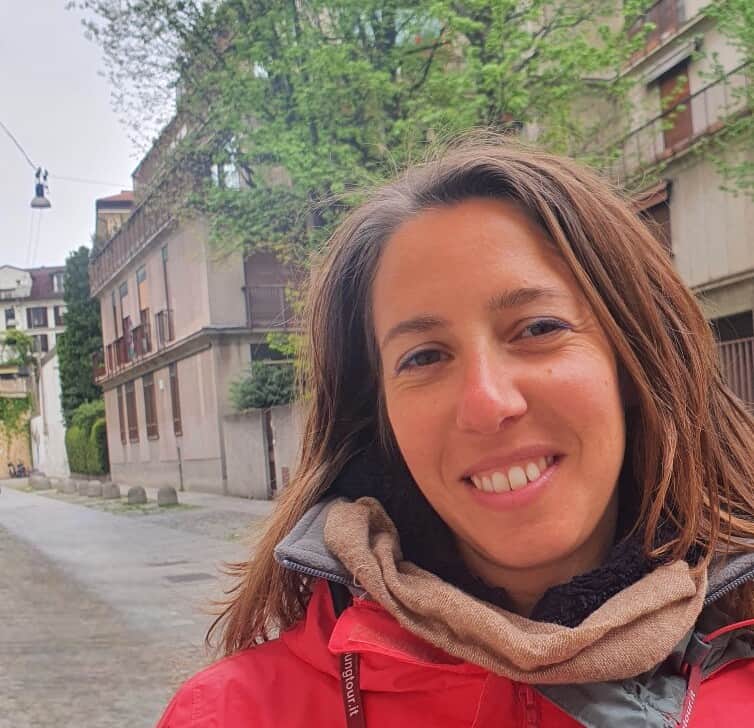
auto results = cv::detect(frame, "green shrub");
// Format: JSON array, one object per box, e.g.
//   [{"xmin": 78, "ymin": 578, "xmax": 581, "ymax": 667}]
[
  {"xmin": 70, "ymin": 400, "xmax": 105, "ymax": 437},
  {"xmin": 230, "ymin": 362, "xmax": 295, "ymax": 411},
  {"xmin": 65, "ymin": 425, "xmax": 88, "ymax": 474},
  {"xmin": 66, "ymin": 401, "xmax": 109, "ymax": 475},
  {"xmin": 87, "ymin": 417, "xmax": 109, "ymax": 475}
]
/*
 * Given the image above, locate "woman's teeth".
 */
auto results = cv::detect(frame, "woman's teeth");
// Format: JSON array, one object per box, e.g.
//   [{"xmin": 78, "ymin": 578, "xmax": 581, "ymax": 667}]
[{"xmin": 470, "ymin": 456, "xmax": 554, "ymax": 493}]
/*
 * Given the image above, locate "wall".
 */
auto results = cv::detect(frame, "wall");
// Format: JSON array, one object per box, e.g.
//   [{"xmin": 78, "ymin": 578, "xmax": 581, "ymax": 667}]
[
  {"xmin": 105, "ymin": 347, "xmax": 226, "ymax": 493},
  {"xmin": 223, "ymin": 410, "xmax": 269, "ymax": 499},
  {"xmin": 270, "ymin": 403, "xmax": 303, "ymax": 491},
  {"xmin": 29, "ymin": 351, "xmax": 69, "ymax": 477},
  {"xmin": 222, "ymin": 403, "xmax": 302, "ymax": 500},
  {"xmin": 97, "ymin": 218, "xmax": 211, "ymax": 345},
  {"xmin": 669, "ymin": 145, "xmax": 754, "ymax": 289}
]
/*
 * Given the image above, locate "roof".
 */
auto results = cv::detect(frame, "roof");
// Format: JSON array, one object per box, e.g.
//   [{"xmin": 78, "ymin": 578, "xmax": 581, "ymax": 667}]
[
  {"xmin": 96, "ymin": 190, "xmax": 135, "ymax": 208},
  {"xmin": 27, "ymin": 266, "xmax": 65, "ymax": 301}
]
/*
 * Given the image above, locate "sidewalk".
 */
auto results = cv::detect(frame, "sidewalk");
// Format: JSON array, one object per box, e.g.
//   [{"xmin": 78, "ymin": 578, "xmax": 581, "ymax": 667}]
[{"xmin": 141, "ymin": 485, "xmax": 276, "ymax": 518}]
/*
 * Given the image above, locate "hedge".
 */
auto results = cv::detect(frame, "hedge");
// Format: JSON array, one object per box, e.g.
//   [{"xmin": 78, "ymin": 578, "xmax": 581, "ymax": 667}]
[
  {"xmin": 230, "ymin": 362, "xmax": 295, "ymax": 411},
  {"xmin": 65, "ymin": 401, "xmax": 109, "ymax": 476}
]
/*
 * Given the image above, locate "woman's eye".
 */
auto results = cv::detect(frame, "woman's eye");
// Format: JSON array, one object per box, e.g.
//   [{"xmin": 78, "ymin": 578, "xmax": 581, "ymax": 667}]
[
  {"xmin": 397, "ymin": 349, "xmax": 447, "ymax": 372},
  {"xmin": 518, "ymin": 319, "xmax": 569, "ymax": 339}
]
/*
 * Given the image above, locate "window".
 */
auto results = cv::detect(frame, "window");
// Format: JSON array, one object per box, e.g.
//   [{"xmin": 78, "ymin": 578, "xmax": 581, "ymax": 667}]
[
  {"xmin": 52, "ymin": 271, "xmax": 64, "ymax": 293},
  {"xmin": 119, "ymin": 281, "xmax": 128, "ymax": 299},
  {"xmin": 125, "ymin": 380, "xmax": 139, "ymax": 442},
  {"xmin": 27, "ymin": 306, "xmax": 48, "ymax": 328},
  {"xmin": 658, "ymin": 60, "xmax": 692, "ymax": 150},
  {"xmin": 54, "ymin": 305, "xmax": 65, "ymax": 326},
  {"xmin": 117, "ymin": 386, "xmax": 127, "ymax": 445},
  {"xmin": 4, "ymin": 307, "xmax": 15, "ymax": 327},
  {"xmin": 33, "ymin": 334, "xmax": 49, "ymax": 353},
  {"xmin": 143, "ymin": 372, "xmax": 159, "ymax": 439},
  {"xmin": 169, "ymin": 362, "xmax": 182, "ymax": 436}
]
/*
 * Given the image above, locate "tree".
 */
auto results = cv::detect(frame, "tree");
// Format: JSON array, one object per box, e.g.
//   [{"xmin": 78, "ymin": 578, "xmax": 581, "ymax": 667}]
[
  {"xmin": 57, "ymin": 246, "xmax": 103, "ymax": 425},
  {"xmin": 71, "ymin": 0, "xmax": 646, "ymax": 264},
  {"xmin": 700, "ymin": 0, "xmax": 754, "ymax": 197}
]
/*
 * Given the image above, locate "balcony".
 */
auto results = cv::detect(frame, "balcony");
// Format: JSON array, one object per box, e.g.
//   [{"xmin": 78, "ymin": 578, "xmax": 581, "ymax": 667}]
[
  {"xmin": 0, "ymin": 374, "xmax": 31, "ymax": 398},
  {"xmin": 89, "ymin": 192, "xmax": 173, "ymax": 297},
  {"xmin": 628, "ymin": 0, "xmax": 686, "ymax": 61},
  {"xmin": 154, "ymin": 308, "xmax": 175, "ymax": 349},
  {"xmin": 244, "ymin": 285, "xmax": 294, "ymax": 330},
  {"xmin": 717, "ymin": 337, "xmax": 754, "ymax": 408},
  {"xmin": 605, "ymin": 63, "xmax": 751, "ymax": 181}
]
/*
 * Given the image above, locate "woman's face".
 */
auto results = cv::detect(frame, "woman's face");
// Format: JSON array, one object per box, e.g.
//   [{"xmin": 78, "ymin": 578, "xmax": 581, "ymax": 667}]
[{"xmin": 372, "ymin": 198, "xmax": 626, "ymax": 583}]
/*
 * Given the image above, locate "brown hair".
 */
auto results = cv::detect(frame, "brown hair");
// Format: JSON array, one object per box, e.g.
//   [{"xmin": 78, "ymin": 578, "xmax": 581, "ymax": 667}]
[{"xmin": 211, "ymin": 135, "xmax": 754, "ymax": 653}]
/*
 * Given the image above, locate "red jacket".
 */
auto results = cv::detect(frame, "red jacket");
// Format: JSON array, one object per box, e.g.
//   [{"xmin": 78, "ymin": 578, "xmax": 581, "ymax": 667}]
[{"xmin": 157, "ymin": 579, "xmax": 754, "ymax": 727}]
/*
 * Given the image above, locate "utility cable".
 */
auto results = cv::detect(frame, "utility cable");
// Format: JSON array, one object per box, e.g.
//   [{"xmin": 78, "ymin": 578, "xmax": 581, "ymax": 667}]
[
  {"xmin": 2, "ymin": 117, "xmax": 129, "ymax": 188},
  {"xmin": 0, "ymin": 118, "xmax": 36, "ymax": 169}
]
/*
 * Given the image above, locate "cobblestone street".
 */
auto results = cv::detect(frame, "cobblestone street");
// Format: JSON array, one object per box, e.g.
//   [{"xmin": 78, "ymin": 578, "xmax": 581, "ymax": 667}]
[{"xmin": 0, "ymin": 483, "xmax": 273, "ymax": 728}]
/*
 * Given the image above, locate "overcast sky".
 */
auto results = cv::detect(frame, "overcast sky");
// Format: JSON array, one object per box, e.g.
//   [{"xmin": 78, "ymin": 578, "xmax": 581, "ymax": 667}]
[{"xmin": 0, "ymin": 1, "xmax": 138, "ymax": 270}]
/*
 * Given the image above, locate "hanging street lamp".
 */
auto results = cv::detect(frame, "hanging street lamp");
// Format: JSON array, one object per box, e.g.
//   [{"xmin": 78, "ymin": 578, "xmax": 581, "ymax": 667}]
[{"xmin": 30, "ymin": 167, "xmax": 51, "ymax": 209}]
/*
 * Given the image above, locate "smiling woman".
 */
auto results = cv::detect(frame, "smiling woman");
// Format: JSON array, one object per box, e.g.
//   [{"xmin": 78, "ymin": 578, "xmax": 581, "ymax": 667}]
[{"xmin": 157, "ymin": 138, "xmax": 754, "ymax": 728}]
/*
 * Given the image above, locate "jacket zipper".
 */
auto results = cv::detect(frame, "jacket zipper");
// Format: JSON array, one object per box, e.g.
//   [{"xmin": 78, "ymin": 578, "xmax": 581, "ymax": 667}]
[
  {"xmin": 703, "ymin": 566, "xmax": 754, "ymax": 606},
  {"xmin": 515, "ymin": 683, "xmax": 540, "ymax": 728},
  {"xmin": 280, "ymin": 557, "xmax": 353, "ymax": 586}
]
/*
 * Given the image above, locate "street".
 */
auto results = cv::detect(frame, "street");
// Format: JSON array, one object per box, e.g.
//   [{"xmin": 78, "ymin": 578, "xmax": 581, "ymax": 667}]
[{"xmin": 0, "ymin": 483, "xmax": 272, "ymax": 728}]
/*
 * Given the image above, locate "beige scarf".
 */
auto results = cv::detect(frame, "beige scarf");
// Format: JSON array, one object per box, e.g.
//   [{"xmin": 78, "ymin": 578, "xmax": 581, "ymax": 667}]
[{"xmin": 323, "ymin": 497, "xmax": 707, "ymax": 685}]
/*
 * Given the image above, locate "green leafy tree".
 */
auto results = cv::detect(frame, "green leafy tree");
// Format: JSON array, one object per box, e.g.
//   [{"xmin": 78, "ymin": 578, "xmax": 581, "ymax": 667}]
[
  {"xmin": 71, "ymin": 0, "xmax": 647, "ymax": 264},
  {"xmin": 57, "ymin": 246, "xmax": 103, "ymax": 425}
]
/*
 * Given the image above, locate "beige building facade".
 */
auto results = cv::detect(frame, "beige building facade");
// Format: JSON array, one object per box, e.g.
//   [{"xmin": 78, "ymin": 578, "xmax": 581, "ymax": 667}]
[
  {"xmin": 90, "ymin": 124, "xmax": 294, "ymax": 494},
  {"xmin": 607, "ymin": 0, "xmax": 753, "ymax": 404}
]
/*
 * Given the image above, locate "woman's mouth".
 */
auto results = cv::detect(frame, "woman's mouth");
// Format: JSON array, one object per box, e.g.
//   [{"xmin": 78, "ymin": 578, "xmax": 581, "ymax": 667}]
[{"xmin": 465, "ymin": 455, "xmax": 558, "ymax": 493}]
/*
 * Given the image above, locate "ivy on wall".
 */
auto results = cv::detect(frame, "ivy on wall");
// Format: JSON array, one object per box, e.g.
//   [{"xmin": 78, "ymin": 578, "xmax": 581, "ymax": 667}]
[{"xmin": 0, "ymin": 395, "xmax": 31, "ymax": 455}]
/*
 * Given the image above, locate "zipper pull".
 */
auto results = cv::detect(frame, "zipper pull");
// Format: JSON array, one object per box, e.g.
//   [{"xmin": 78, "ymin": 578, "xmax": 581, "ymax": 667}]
[{"xmin": 516, "ymin": 684, "xmax": 540, "ymax": 727}]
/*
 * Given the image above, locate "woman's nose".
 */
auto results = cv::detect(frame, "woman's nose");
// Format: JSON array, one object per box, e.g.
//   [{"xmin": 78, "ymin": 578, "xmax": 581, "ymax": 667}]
[{"xmin": 455, "ymin": 353, "xmax": 527, "ymax": 434}]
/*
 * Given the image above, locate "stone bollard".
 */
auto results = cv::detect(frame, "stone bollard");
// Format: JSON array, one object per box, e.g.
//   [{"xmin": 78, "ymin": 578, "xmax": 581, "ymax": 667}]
[
  {"xmin": 50, "ymin": 478, "xmax": 62, "ymax": 492},
  {"xmin": 63, "ymin": 479, "xmax": 78, "ymax": 495},
  {"xmin": 76, "ymin": 480, "xmax": 90, "ymax": 495},
  {"xmin": 30, "ymin": 474, "xmax": 50, "ymax": 491},
  {"xmin": 157, "ymin": 486, "xmax": 178, "ymax": 507},
  {"xmin": 87, "ymin": 480, "xmax": 103, "ymax": 497},
  {"xmin": 102, "ymin": 483, "xmax": 121, "ymax": 500},
  {"xmin": 127, "ymin": 486, "xmax": 147, "ymax": 505}
]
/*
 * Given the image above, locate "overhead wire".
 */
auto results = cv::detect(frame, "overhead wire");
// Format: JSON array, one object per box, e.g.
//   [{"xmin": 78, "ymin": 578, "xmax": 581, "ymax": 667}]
[{"xmin": 1, "ymin": 117, "xmax": 129, "ymax": 188}]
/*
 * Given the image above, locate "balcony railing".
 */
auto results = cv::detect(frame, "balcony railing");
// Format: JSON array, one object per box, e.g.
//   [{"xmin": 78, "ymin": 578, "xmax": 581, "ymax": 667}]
[
  {"xmin": 92, "ymin": 351, "xmax": 107, "ymax": 383},
  {"xmin": 628, "ymin": 0, "xmax": 686, "ymax": 60},
  {"xmin": 717, "ymin": 336, "xmax": 754, "ymax": 407},
  {"xmin": 154, "ymin": 308, "xmax": 175, "ymax": 349},
  {"xmin": 243, "ymin": 285, "xmax": 294, "ymax": 330},
  {"xmin": 606, "ymin": 63, "xmax": 751, "ymax": 181},
  {"xmin": 131, "ymin": 322, "xmax": 152, "ymax": 358},
  {"xmin": 88, "ymin": 193, "xmax": 173, "ymax": 297}
]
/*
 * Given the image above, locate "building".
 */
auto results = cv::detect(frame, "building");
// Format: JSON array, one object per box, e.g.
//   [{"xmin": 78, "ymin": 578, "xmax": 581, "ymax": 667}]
[
  {"xmin": 0, "ymin": 265, "xmax": 66, "ymax": 355},
  {"xmin": 89, "ymin": 118, "xmax": 295, "ymax": 494},
  {"xmin": 604, "ymin": 0, "xmax": 753, "ymax": 405},
  {"xmin": 29, "ymin": 347, "xmax": 70, "ymax": 478}
]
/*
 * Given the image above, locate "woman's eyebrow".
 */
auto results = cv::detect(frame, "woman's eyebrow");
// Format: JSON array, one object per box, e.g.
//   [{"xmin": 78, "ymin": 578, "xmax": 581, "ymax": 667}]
[
  {"xmin": 380, "ymin": 314, "xmax": 449, "ymax": 350},
  {"xmin": 486, "ymin": 286, "xmax": 567, "ymax": 312}
]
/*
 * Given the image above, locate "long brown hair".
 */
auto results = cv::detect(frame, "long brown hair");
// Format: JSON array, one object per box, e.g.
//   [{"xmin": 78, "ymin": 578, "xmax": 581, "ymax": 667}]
[{"xmin": 212, "ymin": 135, "xmax": 754, "ymax": 653}]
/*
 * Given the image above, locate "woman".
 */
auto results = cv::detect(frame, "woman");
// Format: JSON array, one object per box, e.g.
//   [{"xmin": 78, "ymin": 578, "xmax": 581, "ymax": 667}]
[{"xmin": 158, "ymin": 139, "xmax": 754, "ymax": 727}]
